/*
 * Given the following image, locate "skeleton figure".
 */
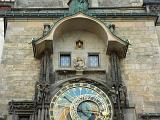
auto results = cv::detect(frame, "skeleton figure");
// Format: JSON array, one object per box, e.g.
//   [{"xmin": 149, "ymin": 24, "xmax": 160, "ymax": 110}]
[
  {"xmin": 110, "ymin": 85, "xmax": 117, "ymax": 104},
  {"xmin": 119, "ymin": 84, "xmax": 127, "ymax": 106}
]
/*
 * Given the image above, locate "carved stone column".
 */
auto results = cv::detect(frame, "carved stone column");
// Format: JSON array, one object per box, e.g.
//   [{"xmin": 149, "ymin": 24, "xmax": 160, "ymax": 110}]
[
  {"xmin": 37, "ymin": 109, "xmax": 41, "ymax": 120},
  {"xmin": 34, "ymin": 51, "xmax": 52, "ymax": 120},
  {"xmin": 107, "ymin": 24, "xmax": 129, "ymax": 120},
  {"xmin": 110, "ymin": 52, "xmax": 124, "ymax": 120}
]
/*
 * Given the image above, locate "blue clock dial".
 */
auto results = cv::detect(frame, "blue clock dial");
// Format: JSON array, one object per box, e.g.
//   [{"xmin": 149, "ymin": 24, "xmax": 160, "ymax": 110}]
[
  {"xmin": 50, "ymin": 83, "xmax": 113, "ymax": 120},
  {"xmin": 77, "ymin": 101, "xmax": 99, "ymax": 120}
]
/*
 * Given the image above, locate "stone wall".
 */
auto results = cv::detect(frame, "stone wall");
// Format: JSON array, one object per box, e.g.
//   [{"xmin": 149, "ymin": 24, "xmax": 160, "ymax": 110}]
[
  {"xmin": 0, "ymin": 18, "xmax": 4, "ymax": 63},
  {"xmin": 15, "ymin": 0, "xmax": 143, "ymax": 8},
  {"xmin": 0, "ymin": 17, "xmax": 160, "ymax": 119},
  {"xmin": 156, "ymin": 26, "xmax": 160, "ymax": 47},
  {"xmin": 107, "ymin": 20, "xmax": 160, "ymax": 114},
  {"xmin": 0, "ymin": 19, "xmax": 54, "ymax": 114}
]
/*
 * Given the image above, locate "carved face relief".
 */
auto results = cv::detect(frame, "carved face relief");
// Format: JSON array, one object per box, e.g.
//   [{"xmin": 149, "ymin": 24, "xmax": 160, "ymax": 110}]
[{"xmin": 73, "ymin": 57, "xmax": 86, "ymax": 70}]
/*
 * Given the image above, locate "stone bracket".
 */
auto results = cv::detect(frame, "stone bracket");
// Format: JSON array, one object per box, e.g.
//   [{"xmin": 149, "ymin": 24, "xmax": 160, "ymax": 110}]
[
  {"xmin": 107, "ymin": 41, "xmax": 129, "ymax": 59},
  {"xmin": 32, "ymin": 40, "xmax": 53, "ymax": 59}
]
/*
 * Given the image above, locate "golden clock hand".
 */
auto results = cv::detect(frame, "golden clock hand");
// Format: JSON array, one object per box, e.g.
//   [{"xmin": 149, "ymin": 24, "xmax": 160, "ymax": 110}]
[
  {"xmin": 58, "ymin": 105, "xmax": 70, "ymax": 108},
  {"xmin": 84, "ymin": 110, "xmax": 99, "ymax": 113}
]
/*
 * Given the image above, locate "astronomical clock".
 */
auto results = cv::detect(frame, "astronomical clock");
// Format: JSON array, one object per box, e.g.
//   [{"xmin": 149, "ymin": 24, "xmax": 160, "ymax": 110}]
[{"xmin": 49, "ymin": 83, "xmax": 113, "ymax": 120}]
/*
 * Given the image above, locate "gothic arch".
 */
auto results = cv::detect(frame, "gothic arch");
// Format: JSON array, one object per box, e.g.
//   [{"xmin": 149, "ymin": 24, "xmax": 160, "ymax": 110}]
[{"xmin": 50, "ymin": 76, "xmax": 113, "ymax": 96}]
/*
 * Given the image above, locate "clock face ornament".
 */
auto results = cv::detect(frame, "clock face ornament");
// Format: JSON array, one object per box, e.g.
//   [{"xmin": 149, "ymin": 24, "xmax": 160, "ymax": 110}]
[{"xmin": 50, "ymin": 83, "xmax": 113, "ymax": 120}]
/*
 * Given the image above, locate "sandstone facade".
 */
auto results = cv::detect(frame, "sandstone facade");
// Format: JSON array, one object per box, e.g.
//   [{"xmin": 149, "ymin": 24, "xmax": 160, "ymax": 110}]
[
  {"xmin": 0, "ymin": 18, "xmax": 160, "ymax": 119},
  {"xmin": 0, "ymin": 19, "xmax": 54, "ymax": 114},
  {"xmin": 0, "ymin": 0, "xmax": 160, "ymax": 120}
]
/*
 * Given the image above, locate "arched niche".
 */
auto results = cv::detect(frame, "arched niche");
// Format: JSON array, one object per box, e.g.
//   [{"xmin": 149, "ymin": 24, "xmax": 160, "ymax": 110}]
[
  {"xmin": 33, "ymin": 13, "xmax": 129, "ymax": 59},
  {"xmin": 48, "ymin": 13, "xmax": 113, "ymax": 50}
]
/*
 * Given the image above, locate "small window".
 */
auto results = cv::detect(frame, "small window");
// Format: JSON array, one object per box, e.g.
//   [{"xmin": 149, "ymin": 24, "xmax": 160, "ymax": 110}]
[
  {"xmin": 60, "ymin": 53, "xmax": 71, "ymax": 67},
  {"xmin": 88, "ymin": 53, "xmax": 99, "ymax": 68}
]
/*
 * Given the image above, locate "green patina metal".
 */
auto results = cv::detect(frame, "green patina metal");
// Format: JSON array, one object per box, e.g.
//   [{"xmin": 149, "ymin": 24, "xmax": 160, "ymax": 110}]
[
  {"xmin": 0, "ymin": 9, "xmax": 157, "ymax": 18},
  {"xmin": 143, "ymin": 0, "xmax": 160, "ymax": 5},
  {"xmin": 68, "ymin": 0, "xmax": 89, "ymax": 14},
  {"xmin": 106, "ymin": 24, "xmax": 131, "ymax": 45}
]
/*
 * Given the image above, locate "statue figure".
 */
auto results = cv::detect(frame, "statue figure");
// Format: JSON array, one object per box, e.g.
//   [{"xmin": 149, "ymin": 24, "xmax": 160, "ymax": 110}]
[
  {"xmin": 37, "ymin": 83, "xmax": 50, "ymax": 102},
  {"xmin": 119, "ymin": 84, "xmax": 127, "ymax": 106},
  {"xmin": 108, "ymin": 24, "xmax": 116, "ymax": 33},
  {"xmin": 78, "ymin": 0, "xmax": 88, "ymax": 11},
  {"xmin": 110, "ymin": 85, "xmax": 117, "ymax": 104},
  {"xmin": 68, "ymin": 0, "xmax": 89, "ymax": 13}
]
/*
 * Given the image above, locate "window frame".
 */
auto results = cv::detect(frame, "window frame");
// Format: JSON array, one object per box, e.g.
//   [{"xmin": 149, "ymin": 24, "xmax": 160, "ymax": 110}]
[
  {"xmin": 88, "ymin": 53, "xmax": 100, "ymax": 68},
  {"xmin": 59, "ymin": 52, "xmax": 71, "ymax": 68}
]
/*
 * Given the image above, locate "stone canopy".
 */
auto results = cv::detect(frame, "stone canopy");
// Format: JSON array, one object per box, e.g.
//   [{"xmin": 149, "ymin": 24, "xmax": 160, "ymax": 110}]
[{"xmin": 32, "ymin": 12, "xmax": 130, "ymax": 59}]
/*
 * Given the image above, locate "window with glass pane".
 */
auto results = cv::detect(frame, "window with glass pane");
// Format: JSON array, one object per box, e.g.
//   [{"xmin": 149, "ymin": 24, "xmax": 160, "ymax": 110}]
[
  {"xmin": 60, "ymin": 54, "xmax": 71, "ymax": 67},
  {"xmin": 88, "ymin": 54, "xmax": 99, "ymax": 68}
]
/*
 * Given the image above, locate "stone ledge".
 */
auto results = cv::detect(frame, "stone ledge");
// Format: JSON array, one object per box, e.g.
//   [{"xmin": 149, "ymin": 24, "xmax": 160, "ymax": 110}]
[
  {"xmin": 55, "ymin": 69, "xmax": 106, "ymax": 73},
  {"xmin": 138, "ymin": 113, "xmax": 160, "ymax": 119}
]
